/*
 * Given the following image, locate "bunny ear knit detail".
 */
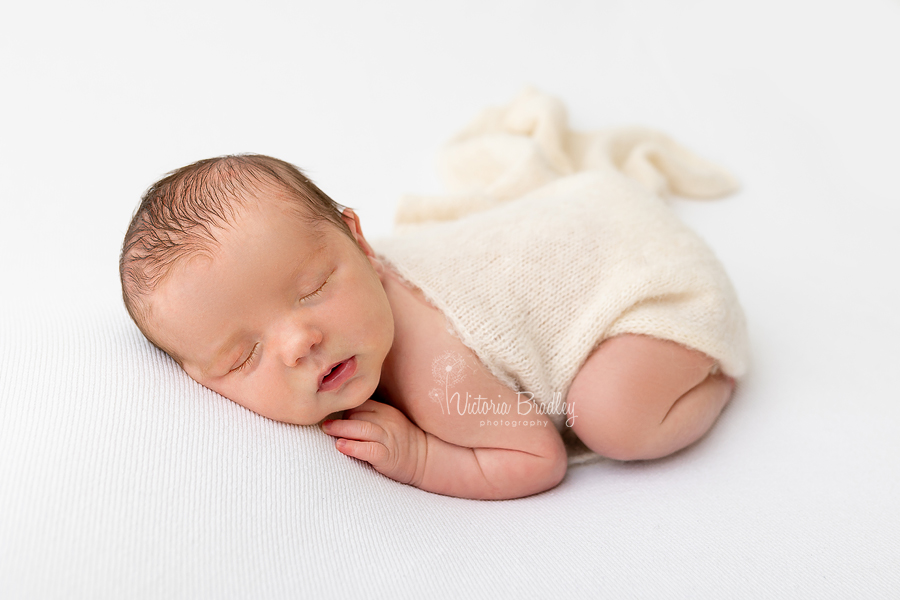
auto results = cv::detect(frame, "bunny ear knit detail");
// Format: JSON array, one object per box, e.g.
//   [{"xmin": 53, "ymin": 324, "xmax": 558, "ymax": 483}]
[{"xmin": 375, "ymin": 89, "xmax": 749, "ymax": 432}]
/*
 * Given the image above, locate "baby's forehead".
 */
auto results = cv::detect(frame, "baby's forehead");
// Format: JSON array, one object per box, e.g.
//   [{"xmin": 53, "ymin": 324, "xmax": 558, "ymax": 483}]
[
  {"xmin": 198, "ymin": 191, "xmax": 335, "ymax": 267},
  {"xmin": 225, "ymin": 193, "xmax": 331, "ymax": 245}
]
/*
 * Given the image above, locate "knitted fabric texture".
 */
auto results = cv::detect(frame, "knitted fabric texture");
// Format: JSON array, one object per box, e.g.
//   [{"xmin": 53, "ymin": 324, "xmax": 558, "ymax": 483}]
[{"xmin": 372, "ymin": 89, "xmax": 750, "ymax": 431}]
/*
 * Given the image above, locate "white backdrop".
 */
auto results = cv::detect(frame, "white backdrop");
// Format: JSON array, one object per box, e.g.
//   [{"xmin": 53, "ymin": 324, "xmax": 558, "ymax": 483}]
[
  {"xmin": 2, "ymin": 0, "xmax": 900, "ymax": 598},
  {"xmin": 3, "ymin": 0, "xmax": 897, "ymax": 306}
]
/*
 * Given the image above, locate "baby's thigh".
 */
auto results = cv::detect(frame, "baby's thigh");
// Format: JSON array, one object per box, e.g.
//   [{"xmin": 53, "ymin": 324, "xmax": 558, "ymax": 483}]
[{"xmin": 567, "ymin": 334, "xmax": 725, "ymax": 460}]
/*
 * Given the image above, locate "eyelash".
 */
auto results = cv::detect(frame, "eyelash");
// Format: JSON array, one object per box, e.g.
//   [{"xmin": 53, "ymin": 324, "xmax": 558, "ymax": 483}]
[
  {"xmin": 300, "ymin": 276, "xmax": 329, "ymax": 302},
  {"xmin": 232, "ymin": 343, "xmax": 259, "ymax": 374}
]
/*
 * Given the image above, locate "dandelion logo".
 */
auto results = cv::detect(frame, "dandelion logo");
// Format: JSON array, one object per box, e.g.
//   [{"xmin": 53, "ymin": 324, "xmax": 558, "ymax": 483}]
[{"xmin": 430, "ymin": 351, "xmax": 468, "ymax": 414}]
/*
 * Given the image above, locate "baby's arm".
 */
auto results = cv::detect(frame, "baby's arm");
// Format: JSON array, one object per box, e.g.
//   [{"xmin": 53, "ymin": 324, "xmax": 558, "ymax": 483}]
[
  {"xmin": 321, "ymin": 395, "xmax": 566, "ymax": 500},
  {"xmin": 320, "ymin": 266, "xmax": 567, "ymax": 499}
]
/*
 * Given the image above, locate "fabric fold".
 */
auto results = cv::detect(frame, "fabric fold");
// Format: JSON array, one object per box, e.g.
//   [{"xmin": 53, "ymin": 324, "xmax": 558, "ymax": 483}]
[{"xmin": 395, "ymin": 87, "xmax": 739, "ymax": 226}]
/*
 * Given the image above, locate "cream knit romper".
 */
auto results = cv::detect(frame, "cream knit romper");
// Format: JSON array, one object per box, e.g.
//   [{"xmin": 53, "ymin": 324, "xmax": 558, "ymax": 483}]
[{"xmin": 371, "ymin": 90, "xmax": 750, "ymax": 431}]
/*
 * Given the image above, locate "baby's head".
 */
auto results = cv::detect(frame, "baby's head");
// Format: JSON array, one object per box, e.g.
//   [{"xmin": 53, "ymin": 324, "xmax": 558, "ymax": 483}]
[{"xmin": 120, "ymin": 155, "xmax": 394, "ymax": 425}]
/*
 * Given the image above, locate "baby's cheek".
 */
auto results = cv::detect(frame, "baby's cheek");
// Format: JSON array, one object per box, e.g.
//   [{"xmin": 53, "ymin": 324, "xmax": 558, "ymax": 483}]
[{"xmin": 216, "ymin": 374, "xmax": 277, "ymax": 421}]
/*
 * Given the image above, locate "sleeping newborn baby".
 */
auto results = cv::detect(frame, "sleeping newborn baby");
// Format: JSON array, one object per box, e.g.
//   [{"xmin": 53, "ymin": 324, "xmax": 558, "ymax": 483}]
[{"xmin": 120, "ymin": 92, "xmax": 749, "ymax": 500}]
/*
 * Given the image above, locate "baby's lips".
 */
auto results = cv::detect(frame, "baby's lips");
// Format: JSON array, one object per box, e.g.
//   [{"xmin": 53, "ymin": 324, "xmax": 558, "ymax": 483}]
[{"xmin": 317, "ymin": 359, "xmax": 344, "ymax": 388}]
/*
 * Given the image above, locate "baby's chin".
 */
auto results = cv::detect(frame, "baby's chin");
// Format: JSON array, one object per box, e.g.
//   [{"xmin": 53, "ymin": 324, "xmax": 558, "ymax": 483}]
[
  {"xmin": 318, "ymin": 410, "xmax": 347, "ymax": 425},
  {"xmin": 304, "ymin": 391, "xmax": 373, "ymax": 426}
]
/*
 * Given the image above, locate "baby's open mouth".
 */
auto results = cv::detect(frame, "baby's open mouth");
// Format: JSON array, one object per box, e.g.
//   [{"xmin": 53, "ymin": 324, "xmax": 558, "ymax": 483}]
[{"xmin": 318, "ymin": 357, "xmax": 357, "ymax": 391}]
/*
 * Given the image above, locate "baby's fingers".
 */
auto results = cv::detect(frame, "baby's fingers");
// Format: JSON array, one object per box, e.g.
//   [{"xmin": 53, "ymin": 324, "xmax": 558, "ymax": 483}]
[
  {"xmin": 333, "ymin": 437, "xmax": 390, "ymax": 466},
  {"xmin": 321, "ymin": 419, "xmax": 393, "ymax": 472},
  {"xmin": 320, "ymin": 418, "xmax": 384, "ymax": 444}
]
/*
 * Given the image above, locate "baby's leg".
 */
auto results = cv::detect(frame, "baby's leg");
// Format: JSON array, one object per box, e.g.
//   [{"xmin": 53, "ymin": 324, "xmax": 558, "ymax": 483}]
[{"xmin": 567, "ymin": 334, "xmax": 734, "ymax": 461}]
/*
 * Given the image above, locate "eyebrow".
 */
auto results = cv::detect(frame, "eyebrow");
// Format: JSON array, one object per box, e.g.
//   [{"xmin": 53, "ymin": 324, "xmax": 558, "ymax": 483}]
[{"xmin": 286, "ymin": 238, "xmax": 327, "ymax": 288}]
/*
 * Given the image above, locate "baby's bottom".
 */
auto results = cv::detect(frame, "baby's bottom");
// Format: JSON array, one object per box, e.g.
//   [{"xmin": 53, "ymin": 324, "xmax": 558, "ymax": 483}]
[{"xmin": 567, "ymin": 334, "xmax": 734, "ymax": 461}]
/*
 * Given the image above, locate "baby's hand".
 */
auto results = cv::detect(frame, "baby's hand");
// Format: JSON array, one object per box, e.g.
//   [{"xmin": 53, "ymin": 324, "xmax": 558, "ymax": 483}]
[{"xmin": 320, "ymin": 399, "xmax": 427, "ymax": 487}]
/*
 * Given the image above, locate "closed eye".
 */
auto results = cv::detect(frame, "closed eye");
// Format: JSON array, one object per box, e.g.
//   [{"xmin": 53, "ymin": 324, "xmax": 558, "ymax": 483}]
[
  {"xmin": 300, "ymin": 273, "xmax": 331, "ymax": 302},
  {"xmin": 230, "ymin": 343, "xmax": 259, "ymax": 374}
]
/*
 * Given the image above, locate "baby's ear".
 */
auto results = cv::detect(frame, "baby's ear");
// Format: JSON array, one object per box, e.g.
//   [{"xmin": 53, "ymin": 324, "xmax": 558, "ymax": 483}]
[
  {"xmin": 340, "ymin": 207, "xmax": 361, "ymax": 234},
  {"xmin": 340, "ymin": 208, "xmax": 388, "ymax": 278},
  {"xmin": 340, "ymin": 208, "xmax": 376, "ymax": 258}
]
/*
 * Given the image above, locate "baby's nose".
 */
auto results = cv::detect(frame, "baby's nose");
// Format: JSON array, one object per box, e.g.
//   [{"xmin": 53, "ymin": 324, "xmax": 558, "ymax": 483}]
[{"xmin": 278, "ymin": 322, "xmax": 323, "ymax": 367}]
